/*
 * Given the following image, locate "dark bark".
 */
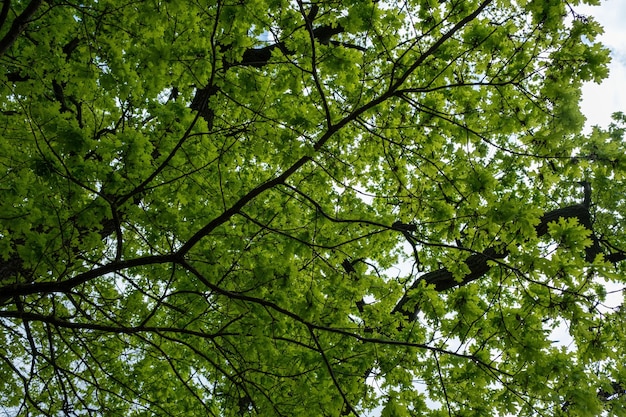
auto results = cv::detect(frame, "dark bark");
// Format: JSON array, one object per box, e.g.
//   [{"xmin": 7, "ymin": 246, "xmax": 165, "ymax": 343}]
[
  {"xmin": 0, "ymin": 0, "xmax": 43, "ymax": 57},
  {"xmin": 62, "ymin": 37, "xmax": 79, "ymax": 60},
  {"xmin": 233, "ymin": 24, "xmax": 345, "ymax": 68},
  {"xmin": 0, "ymin": 0, "xmax": 11, "ymax": 33},
  {"xmin": 190, "ymin": 84, "xmax": 218, "ymax": 127},
  {"xmin": 0, "ymin": 214, "xmax": 121, "ymax": 305},
  {"xmin": 598, "ymin": 382, "xmax": 626, "ymax": 401},
  {"xmin": 341, "ymin": 259, "xmax": 356, "ymax": 274},
  {"xmin": 6, "ymin": 71, "xmax": 29, "ymax": 81},
  {"xmin": 190, "ymin": 23, "xmax": 348, "ymax": 118}
]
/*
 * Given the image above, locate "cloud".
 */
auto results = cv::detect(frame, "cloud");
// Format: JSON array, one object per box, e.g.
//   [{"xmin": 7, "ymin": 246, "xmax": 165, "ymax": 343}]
[{"xmin": 578, "ymin": 0, "xmax": 626, "ymax": 129}]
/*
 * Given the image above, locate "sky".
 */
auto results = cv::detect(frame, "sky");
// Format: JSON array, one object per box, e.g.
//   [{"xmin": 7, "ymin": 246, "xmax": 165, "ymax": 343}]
[{"xmin": 578, "ymin": 0, "xmax": 626, "ymax": 130}]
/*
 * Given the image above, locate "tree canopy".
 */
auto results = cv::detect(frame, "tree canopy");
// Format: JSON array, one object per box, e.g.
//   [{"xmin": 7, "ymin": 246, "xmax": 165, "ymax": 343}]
[{"xmin": 1, "ymin": 0, "xmax": 625, "ymax": 415}]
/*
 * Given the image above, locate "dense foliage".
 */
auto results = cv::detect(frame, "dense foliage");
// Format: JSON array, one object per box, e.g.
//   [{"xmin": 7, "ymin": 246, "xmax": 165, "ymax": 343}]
[{"xmin": 1, "ymin": 0, "xmax": 625, "ymax": 415}]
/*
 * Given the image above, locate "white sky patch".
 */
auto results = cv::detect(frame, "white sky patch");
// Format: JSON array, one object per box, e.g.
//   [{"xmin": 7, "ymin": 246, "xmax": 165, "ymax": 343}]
[{"xmin": 578, "ymin": 0, "xmax": 626, "ymax": 130}]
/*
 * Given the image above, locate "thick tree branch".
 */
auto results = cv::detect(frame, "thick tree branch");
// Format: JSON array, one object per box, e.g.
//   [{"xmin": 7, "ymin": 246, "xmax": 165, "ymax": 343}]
[
  {"xmin": 191, "ymin": 22, "xmax": 348, "ymax": 119},
  {"xmin": 0, "ymin": 310, "xmax": 233, "ymax": 338},
  {"xmin": 0, "ymin": 253, "xmax": 178, "ymax": 300},
  {"xmin": 0, "ymin": 0, "xmax": 43, "ymax": 57},
  {"xmin": 393, "ymin": 203, "xmax": 605, "ymax": 319},
  {"xmin": 0, "ymin": 0, "xmax": 10, "ymax": 32}
]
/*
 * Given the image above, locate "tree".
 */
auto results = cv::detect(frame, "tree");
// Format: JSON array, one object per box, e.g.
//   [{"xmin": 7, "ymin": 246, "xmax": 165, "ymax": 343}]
[{"xmin": 0, "ymin": 0, "xmax": 625, "ymax": 415}]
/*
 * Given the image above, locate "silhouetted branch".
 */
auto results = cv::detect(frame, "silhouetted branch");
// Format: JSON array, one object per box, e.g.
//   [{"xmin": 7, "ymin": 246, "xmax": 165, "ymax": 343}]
[
  {"xmin": 393, "ymin": 198, "xmax": 608, "ymax": 319},
  {"xmin": 0, "ymin": 0, "xmax": 44, "ymax": 57}
]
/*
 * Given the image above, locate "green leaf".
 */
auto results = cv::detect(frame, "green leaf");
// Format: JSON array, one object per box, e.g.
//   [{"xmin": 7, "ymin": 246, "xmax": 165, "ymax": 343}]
[{"xmin": 0, "ymin": 1, "xmax": 623, "ymax": 415}]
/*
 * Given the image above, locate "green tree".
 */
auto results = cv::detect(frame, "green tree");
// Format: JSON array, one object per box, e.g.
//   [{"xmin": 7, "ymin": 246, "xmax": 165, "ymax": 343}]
[{"xmin": 1, "ymin": 0, "xmax": 625, "ymax": 415}]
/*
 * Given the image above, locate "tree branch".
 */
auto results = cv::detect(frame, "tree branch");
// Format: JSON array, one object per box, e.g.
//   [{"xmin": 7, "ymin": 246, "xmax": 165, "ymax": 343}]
[
  {"xmin": 0, "ymin": 0, "xmax": 43, "ymax": 57},
  {"xmin": 393, "ymin": 202, "xmax": 605, "ymax": 319},
  {"xmin": 232, "ymin": 24, "xmax": 346, "ymax": 68}
]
